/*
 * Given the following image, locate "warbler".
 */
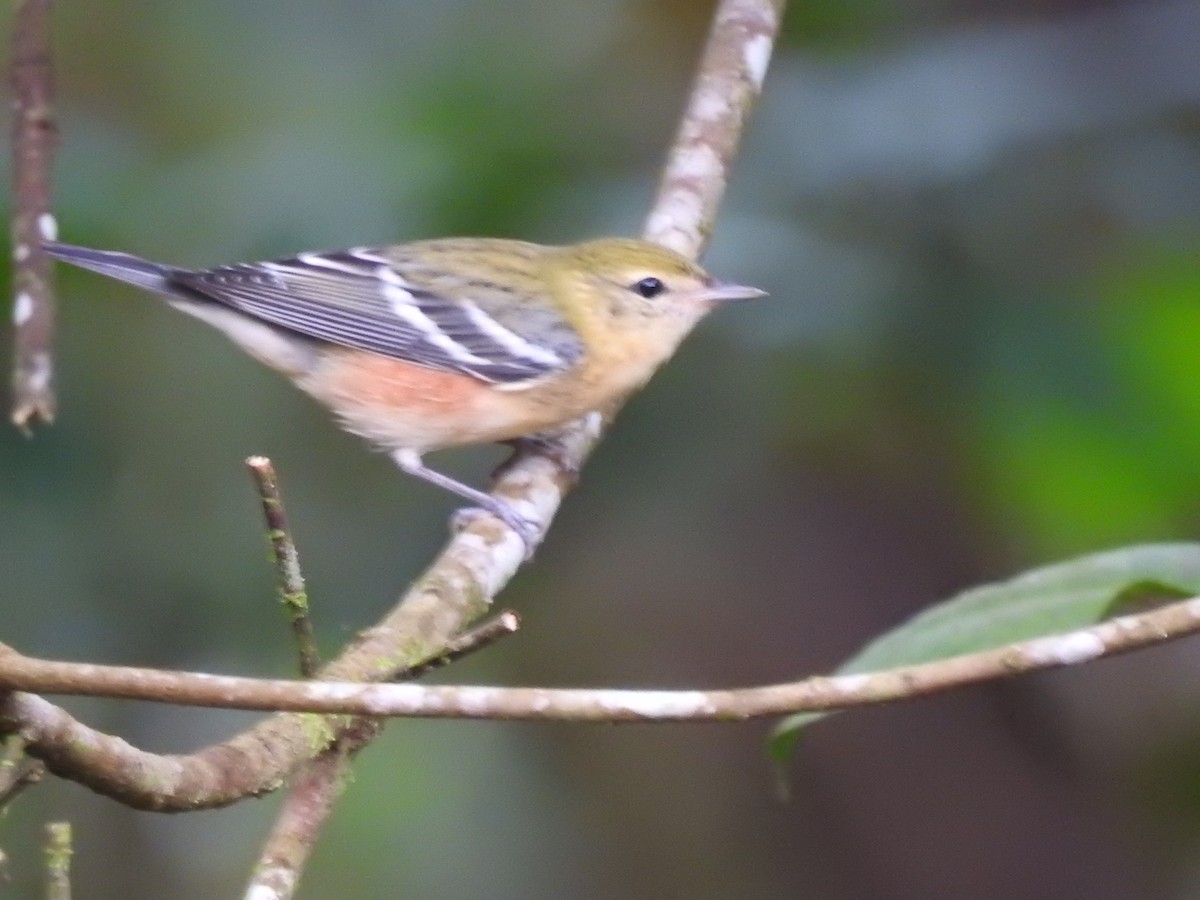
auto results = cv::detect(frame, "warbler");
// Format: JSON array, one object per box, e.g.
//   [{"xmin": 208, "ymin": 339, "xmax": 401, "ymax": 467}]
[{"xmin": 44, "ymin": 237, "xmax": 765, "ymax": 549}]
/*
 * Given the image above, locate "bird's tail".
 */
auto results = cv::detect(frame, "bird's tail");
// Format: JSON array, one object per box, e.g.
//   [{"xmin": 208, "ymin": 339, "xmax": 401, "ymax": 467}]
[{"xmin": 43, "ymin": 242, "xmax": 176, "ymax": 295}]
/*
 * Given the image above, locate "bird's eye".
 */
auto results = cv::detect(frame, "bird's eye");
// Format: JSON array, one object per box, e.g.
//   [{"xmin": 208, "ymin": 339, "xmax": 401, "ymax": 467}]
[{"xmin": 632, "ymin": 276, "xmax": 665, "ymax": 298}]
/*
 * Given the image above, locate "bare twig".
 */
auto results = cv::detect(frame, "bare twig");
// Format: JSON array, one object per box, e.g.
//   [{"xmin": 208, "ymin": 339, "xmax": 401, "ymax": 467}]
[
  {"xmin": 246, "ymin": 456, "xmax": 320, "ymax": 678},
  {"xmin": 3, "ymin": 593, "xmax": 1199, "ymax": 722},
  {"xmin": 242, "ymin": 718, "xmax": 379, "ymax": 900},
  {"xmin": 243, "ymin": 613, "xmax": 519, "ymax": 899},
  {"xmin": 43, "ymin": 822, "xmax": 71, "ymax": 900},
  {"xmin": 244, "ymin": 610, "xmax": 520, "ymax": 900},
  {"xmin": 396, "ymin": 610, "xmax": 520, "ymax": 680},
  {"xmin": 10, "ymin": 0, "xmax": 59, "ymax": 433},
  {"xmin": 0, "ymin": 734, "xmax": 44, "ymax": 810}
]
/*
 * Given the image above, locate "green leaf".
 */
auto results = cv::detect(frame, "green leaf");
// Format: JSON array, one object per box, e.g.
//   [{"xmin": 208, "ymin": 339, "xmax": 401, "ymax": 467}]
[{"xmin": 770, "ymin": 543, "xmax": 1200, "ymax": 763}]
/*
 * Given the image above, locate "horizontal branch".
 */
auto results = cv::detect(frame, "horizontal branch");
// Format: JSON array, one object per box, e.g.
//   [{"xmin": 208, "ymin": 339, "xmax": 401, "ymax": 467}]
[{"xmin": 3, "ymin": 593, "xmax": 1198, "ymax": 724}]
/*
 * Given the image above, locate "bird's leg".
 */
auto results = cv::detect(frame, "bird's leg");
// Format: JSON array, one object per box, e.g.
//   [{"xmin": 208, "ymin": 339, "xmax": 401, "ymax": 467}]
[{"xmin": 391, "ymin": 449, "xmax": 540, "ymax": 556}]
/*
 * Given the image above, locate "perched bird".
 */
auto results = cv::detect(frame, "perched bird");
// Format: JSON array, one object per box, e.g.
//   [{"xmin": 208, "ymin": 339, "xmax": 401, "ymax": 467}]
[{"xmin": 45, "ymin": 237, "xmax": 765, "ymax": 550}]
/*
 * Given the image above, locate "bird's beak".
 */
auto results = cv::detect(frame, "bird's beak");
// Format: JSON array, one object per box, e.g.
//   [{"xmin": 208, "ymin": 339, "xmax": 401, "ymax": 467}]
[{"xmin": 701, "ymin": 279, "xmax": 768, "ymax": 303}]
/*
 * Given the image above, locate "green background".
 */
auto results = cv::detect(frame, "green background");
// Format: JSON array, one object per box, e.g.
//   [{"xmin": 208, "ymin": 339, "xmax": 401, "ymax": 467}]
[{"xmin": 4, "ymin": 0, "xmax": 1200, "ymax": 896}]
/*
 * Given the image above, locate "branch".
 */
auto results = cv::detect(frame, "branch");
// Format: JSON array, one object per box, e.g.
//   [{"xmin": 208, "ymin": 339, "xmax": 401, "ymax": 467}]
[
  {"xmin": 246, "ymin": 457, "xmax": 320, "ymax": 678},
  {"xmin": 395, "ymin": 610, "xmax": 520, "ymax": 680},
  {"xmin": 9, "ymin": 0, "xmax": 59, "ymax": 433},
  {"xmin": 242, "ymin": 717, "xmax": 380, "ymax": 900},
  {"xmin": 0, "ymin": 734, "xmax": 44, "ymax": 809},
  {"xmin": 243, "ymin": 610, "xmax": 520, "ymax": 899},
  {"xmin": 645, "ymin": 0, "xmax": 783, "ymax": 255},
  {"xmin": 2, "ymin": 593, "xmax": 1198, "ymax": 722}
]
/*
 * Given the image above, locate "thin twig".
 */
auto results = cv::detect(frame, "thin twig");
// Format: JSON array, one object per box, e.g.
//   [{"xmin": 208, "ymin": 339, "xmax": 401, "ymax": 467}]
[
  {"xmin": 0, "ymin": 734, "xmax": 44, "ymax": 810},
  {"xmin": 0, "ymin": 734, "xmax": 27, "ymax": 794},
  {"xmin": 242, "ymin": 718, "xmax": 380, "ymax": 900},
  {"xmin": 10, "ymin": 0, "xmax": 59, "ymax": 433},
  {"xmin": 241, "ymin": 614, "xmax": 520, "ymax": 900},
  {"xmin": 43, "ymin": 822, "xmax": 71, "ymax": 900},
  {"xmin": 246, "ymin": 456, "xmax": 320, "ymax": 678},
  {"xmin": 242, "ymin": 613, "xmax": 517, "ymax": 899},
  {"xmin": 3, "ymin": 591, "xmax": 1198, "ymax": 721},
  {"xmin": 397, "ymin": 610, "xmax": 520, "ymax": 680}
]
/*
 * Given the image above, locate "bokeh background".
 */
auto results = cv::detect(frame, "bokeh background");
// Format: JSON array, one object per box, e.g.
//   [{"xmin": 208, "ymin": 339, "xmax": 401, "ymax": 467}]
[{"xmin": 3, "ymin": 0, "xmax": 1200, "ymax": 896}]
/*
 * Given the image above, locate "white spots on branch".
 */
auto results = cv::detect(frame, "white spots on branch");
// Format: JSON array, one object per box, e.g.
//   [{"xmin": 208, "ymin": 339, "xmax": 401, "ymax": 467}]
[
  {"xmin": 743, "ymin": 33, "xmax": 773, "ymax": 89},
  {"xmin": 455, "ymin": 687, "xmax": 502, "ymax": 717},
  {"xmin": 645, "ymin": 191, "xmax": 705, "ymax": 255},
  {"xmin": 36, "ymin": 212, "xmax": 57, "ymax": 242},
  {"xmin": 454, "ymin": 529, "xmax": 525, "ymax": 594},
  {"xmin": 12, "ymin": 292, "xmax": 34, "ymax": 326},
  {"xmin": 303, "ymin": 681, "xmax": 363, "ymax": 703},
  {"xmin": 246, "ymin": 874, "xmax": 293, "ymax": 900},
  {"xmin": 13, "ymin": 243, "xmax": 30, "ymax": 263},
  {"xmin": 672, "ymin": 144, "xmax": 723, "ymax": 183},
  {"xmin": 388, "ymin": 683, "xmax": 445, "ymax": 714},
  {"xmin": 1024, "ymin": 631, "xmax": 1106, "ymax": 666},
  {"xmin": 593, "ymin": 689, "xmax": 714, "ymax": 719},
  {"xmin": 693, "ymin": 88, "xmax": 732, "ymax": 122},
  {"xmin": 27, "ymin": 352, "xmax": 52, "ymax": 393},
  {"xmin": 830, "ymin": 673, "xmax": 871, "ymax": 694}
]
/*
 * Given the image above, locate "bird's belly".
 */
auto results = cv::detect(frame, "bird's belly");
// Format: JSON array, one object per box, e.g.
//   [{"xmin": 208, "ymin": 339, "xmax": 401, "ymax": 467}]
[{"xmin": 298, "ymin": 350, "xmax": 582, "ymax": 452}]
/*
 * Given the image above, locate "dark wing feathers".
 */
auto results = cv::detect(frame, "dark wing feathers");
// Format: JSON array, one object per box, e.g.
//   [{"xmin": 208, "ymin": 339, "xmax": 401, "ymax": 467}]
[{"xmin": 167, "ymin": 250, "xmax": 583, "ymax": 384}]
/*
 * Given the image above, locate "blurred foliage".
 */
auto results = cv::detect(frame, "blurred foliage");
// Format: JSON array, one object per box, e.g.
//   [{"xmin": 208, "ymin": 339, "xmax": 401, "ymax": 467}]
[{"xmin": 3, "ymin": 0, "xmax": 1200, "ymax": 897}]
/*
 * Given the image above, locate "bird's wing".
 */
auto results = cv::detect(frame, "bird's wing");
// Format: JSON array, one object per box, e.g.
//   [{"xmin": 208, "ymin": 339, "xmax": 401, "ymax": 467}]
[{"xmin": 169, "ymin": 248, "xmax": 583, "ymax": 384}]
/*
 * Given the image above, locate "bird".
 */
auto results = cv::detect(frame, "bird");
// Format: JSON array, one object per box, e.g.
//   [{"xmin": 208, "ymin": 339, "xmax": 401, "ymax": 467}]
[{"xmin": 44, "ymin": 236, "xmax": 765, "ymax": 551}]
